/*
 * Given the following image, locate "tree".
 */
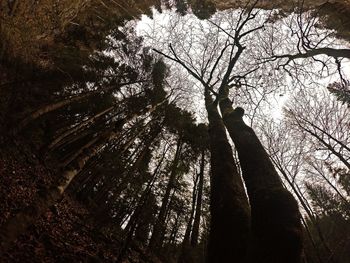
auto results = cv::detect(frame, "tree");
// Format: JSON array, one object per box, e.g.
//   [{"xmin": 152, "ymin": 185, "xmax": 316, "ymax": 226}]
[
  {"xmin": 191, "ymin": 149, "xmax": 206, "ymax": 247},
  {"xmin": 221, "ymin": 105, "xmax": 303, "ymax": 263},
  {"xmin": 285, "ymin": 90, "xmax": 350, "ymax": 171},
  {"xmin": 0, "ymin": 95, "xmax": 168, "ymax": 250},
  {"xmin": 261, "ymin": 6, "xmax": 350, "ymax": 88},
  {"xmin": 0, "ymin": 29, "xmax": 173, "ymax": 249},
  {"xmin": 149, "ymin": 136, "xmax": 184, "ymax": 251},
  {"xmin": 305, "ymin": 173, "xmax": 350, "ymax": 263},
  {"xmin": 151, "ymin": 2, "xmax": 305, "ymax": 262},
  {"xmin": 10, "ymin": 28, "xmax": 158, "ymax": 134},
  {"xmin": 258, "ymin": 86, "xmax": 350, "ymax": 263},
  {"xmin": 204, "ymin": 89, "xmax": 251, "ymax": 263},
  {"xmin": 2, "ymin": 0, "xmax": 350, "ymax": 262},
  {"xmin": 328, "ymin": 82, "xmax": 350, "ymax": 106}
]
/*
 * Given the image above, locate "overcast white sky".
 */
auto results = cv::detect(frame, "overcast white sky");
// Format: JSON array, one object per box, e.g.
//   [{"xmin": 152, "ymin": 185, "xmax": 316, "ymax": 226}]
[{"xmin": 135, "ymin": 8, "xmax": 350, "ymax": 124}]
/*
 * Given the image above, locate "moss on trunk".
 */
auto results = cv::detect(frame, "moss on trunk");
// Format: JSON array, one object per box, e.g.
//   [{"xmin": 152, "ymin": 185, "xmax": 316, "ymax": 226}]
[
  {"xmin": 220, "ymin": 99, "xmax": 303, "ymax": 263},
  {"xmin": 205, "ymin": 92, "xmax": 251, "ymax": 263}
]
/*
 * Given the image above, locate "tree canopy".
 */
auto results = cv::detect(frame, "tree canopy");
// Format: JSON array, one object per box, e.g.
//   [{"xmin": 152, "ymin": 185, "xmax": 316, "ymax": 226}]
[{"xmin": 0, "ymin": 1, "xmax": 349, "ymax": 262}]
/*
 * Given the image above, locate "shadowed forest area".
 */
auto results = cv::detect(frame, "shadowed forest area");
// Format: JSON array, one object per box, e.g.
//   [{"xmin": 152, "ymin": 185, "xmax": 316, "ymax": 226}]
[{"xmin": 0, "ymin": 0, "xmax": 349, "ymax": 262}]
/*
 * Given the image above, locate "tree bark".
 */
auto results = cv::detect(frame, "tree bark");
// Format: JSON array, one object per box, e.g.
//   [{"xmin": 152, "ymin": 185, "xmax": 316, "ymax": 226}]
[
  {"xmin": 183, "ymin": 172, "xmax": 199, "ymax": 243},
  {"xmin": 273, "ymin": 160, "xmax": 331, "ymax": 263},
  {"xmin": 0, "ymin": 126, "xmax": 121, "ymax": 251},
  {"xmin": 149, "ymin": 137, "xmax": 183, "ymax": 251},
  {"xmin": 61, "ymin": 134, "xmax": 101, "ymax": 167},
  {"xmin": 274, "ymin": 47, "xmax": 350, "ymax": 61},
  {"xmin": 178, "ymin": 171, "xmax": 199, "ymax": 263},
  {"xmin": 219, "ymin": 99, "xmax": 303, "ymax": 263},
  {"xmin": 126, "ymin": 146, "xmax": 167, "ymax": 239},
  {"xmin": 116, "ymin": 162, "xmax": 158, "ymax": 263},
  {"xmin": 297, "ymin": 122, "xmax": 350, "ymax": 170},
  {"xmin": 168, "ymin": 213, "xmax": 180, "ymax": 246},
  {"xmin": 14, "ymin": 89, "xmax": 100, "ymax": 133},
  {"xmin": 0, "ymin": 98, "xmax": 167, "ymax": 250},
  {"xmin": 191, "ymin": 150, "xmax": 205, "ymax": 247},
  {"xmin": 205, "ymin": 91, "xmax": 251, "ymax": 263},
  {"xmin": 47, "ymin": 105, "xmax": 115, "ymax": 151},
  {"xmin": 94, "ymin": 122, "xmax": 160, "ymax": 212},
  {"xmin": 14, "ymin": 80, "xmax": 137, "ymax": 133}
]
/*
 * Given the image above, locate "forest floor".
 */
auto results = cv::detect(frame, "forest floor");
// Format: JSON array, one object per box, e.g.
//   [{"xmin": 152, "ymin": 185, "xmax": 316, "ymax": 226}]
[{"xmin": 0, "ymin": 136, "xmax": 160, "ymax": 262}]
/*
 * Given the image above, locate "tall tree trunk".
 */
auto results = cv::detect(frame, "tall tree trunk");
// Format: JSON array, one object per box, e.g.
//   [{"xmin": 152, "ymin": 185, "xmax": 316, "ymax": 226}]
[
  {"xmin": 149, "ymin": 137, "xmax": 183, "ymax": 251},
  {"xmin": 94, "ymin": 122, "xmax": 160, "ymax": 210},
  {"xmin": 125, "ymin": 146, "xmax": 167, "ymax": 239},
  {"xmin": 133, "ymin": 147, "xmax": 168, "ymax": 244},
  {"xmin": 0, "ymin": 98, "xmax": 167, "ymax": 250},
  {"xmin": 116, "ymin": 172, "xmax": 157, "ymax": 263},
  {"xmin": 47, "ymin": 105, "xmax": 115, "ymax": 151},
  {"xmin": 0, "ymin": 126, "xmax": 122, "ymax": 251},
  {"xmin": 219, "ymin": 99, "xmax": 303, "ymax": 263},
  {"xmin": 191, "ymin": 150, "xmax": 205, "ymax": 247},
  {"xmin": 168, "ymin": 212, "xmax": 181, "ymax": 246},
  {"xmin": 13, "ymin": 80, "xmax": 138, "ymax": 133},
  {"xmin": 61, "ymin": 134, "xmax": 101, "ymax": 167},
  {"xmin": 183, "ymin": 172, "xmax": 199, "ymax": 242},
  {"xmin": 205, "ymin": 90, "xmax": 250, "ymax": 263},
  {"xmin": 272, "ymin": 158, "xmax": 333, "ymax": 261},
  {"xmin": 93, "ymin": 122, "xmax": 162, "ymax": 230},
  {"xmin": 297, "ymin": 123, "xmax": 350, "ymax": 170},
  {"xmin": 178, "ymin": 171, "xmax": 199, "ymax": 263}
]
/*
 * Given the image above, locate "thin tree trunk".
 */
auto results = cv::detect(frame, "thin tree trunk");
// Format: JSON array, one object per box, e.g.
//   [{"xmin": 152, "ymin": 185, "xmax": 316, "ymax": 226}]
[
  {"xmin": 0, "ymin": 126, "xmax": 121, "ymax": 251},
  {"xmin": 219, "ymin": 98, "xmax": 303, "ymax": 263},
  {"xmin": 94, "ymin": 121, "xmax": 159, "ymax": 208},
  {"xmin": 93, "ymin": 122, "xmax": 162, "ymax": 227},
  {"xmin": 14, "ymin": 81, "xmax": 138, "ymax": 133},
  {"xmin": 168, "ymin": 213, "xmax": 180, "ymax": 246},
  {"xmin": 301, "ymin": 217, "xmax": 324, "ymax": 263},
  {"xmin": 303, "ymin": 126, "xmax": 350, "ymax": 170},
  {"xmin": 61, "ymin": 134, "xmax": 101, "ymax": 167},
  {"xmin": 183, "ymin": 172, "xmax": 199, "ymax": 243},
  {"xmin": 0, "ymin": 98, "xmax": 167, "ymax": 250},
  {"xmin": 272, "ymin": 159, "xmax": 333, "ymax": 260},
  {"xmin": 163, "ymin": 190, "xmax": 176, "ymax": 244},
  {"xmin": 205, "ymin": 90, "xmax": 250, "ymax": 263},
  {"xmin": 149, "ymin": 137, "xmax": 183, "ymax": 251},
  {"xmin": 70, "ymin": 157, "xmax": 101, "ymax": 195},
  {"xmin": 53, "ymin": 109, "xmax": 122, "ymax": 153},
  {"xmin": 119, "ymin": 170, "xmax": 165, "ymax": 263},
  {"xmin": 191, "ymin": 150, "xmax": 205, "ymax": 247},
  {"xmin": 47, "ymin": 105, "xmax": 115, "ymax": 151},
  {"xmin": 15, "ymin": 90, "xmax": 99, "ymax": 133},
  {"xmin": 125, "ymin": 145, "xmax": 168, "ymax": 236},
  {"xmin": 178, "ymin": 171, "xmax": 199, "ymax": 263}
]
